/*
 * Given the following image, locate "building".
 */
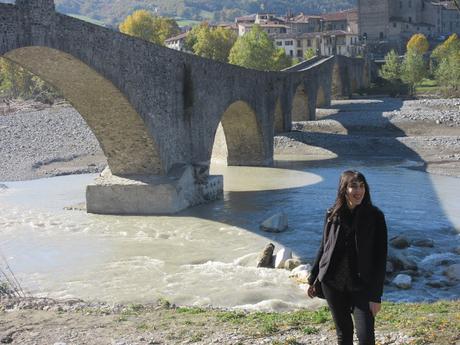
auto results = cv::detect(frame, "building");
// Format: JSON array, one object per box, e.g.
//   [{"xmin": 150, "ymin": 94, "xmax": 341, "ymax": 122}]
[
  {"xmin": 274, "ymin": 30, "xmax": 363, "ymax": 58},
  {"xmin": 235, "ymin": 13, "xmax": 289, "ymax": 36},
  {"xmin": 164, "ymin": 32, "xmax": 189, "ymax": 52},
  {"xmin": 358, "ymin": 0, "xmax": 460, "ymax": 47}
]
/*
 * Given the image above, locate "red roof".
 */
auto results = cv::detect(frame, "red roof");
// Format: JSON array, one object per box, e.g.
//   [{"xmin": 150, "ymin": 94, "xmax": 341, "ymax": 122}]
[{"xmin": 322, "ymin": 9, "xmax": 358, "ymax": 22}]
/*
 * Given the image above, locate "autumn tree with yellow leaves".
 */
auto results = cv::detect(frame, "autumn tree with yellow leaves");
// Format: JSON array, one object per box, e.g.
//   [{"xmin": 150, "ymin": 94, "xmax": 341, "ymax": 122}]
[
  {"xmin": 119, "ymin": 10, "xmax": 180, "ymax": 46},
  {"xmin": 406, "ymin": 33, "xmax": 429, "ymax": 54}
]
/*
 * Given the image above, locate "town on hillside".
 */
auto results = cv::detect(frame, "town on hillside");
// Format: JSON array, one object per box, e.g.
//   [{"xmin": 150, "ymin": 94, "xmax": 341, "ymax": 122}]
[{"xmin": 165, "ymin": 0, "xmax": 460, "ymax": 60}]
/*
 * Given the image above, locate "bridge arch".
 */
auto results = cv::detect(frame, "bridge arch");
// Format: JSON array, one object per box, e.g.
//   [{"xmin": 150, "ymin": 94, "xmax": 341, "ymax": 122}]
[
  {"xmin": 2, "ymin": 46, "xmax": 163, "ymax": 176},
  {"xmin": 291, "ymin": 83, "xmax": 309, "ymax": 121},
  {"xmin": 215, "ymin": 100, "xmax": 265, "ymax": 166}
]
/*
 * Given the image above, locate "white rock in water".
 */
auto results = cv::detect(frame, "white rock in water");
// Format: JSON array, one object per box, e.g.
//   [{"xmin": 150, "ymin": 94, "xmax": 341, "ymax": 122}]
[
  {"xmin": 393, "ymin": 274, "xmax": 412, "ymax": 289},
  {"xmin": 260, "ymin": 212, "xmax": 288, "ymax": 233},
  {"xmin": 274, "ymin": 248, "xmax": 292, "ymax": 268},
  {"xmin": 444, "ymin": 263, "xmax": 460, "ymax": 281},
  {"xmin": 291, "ymin": 264, "xmax": 312, "ymax": 275}
]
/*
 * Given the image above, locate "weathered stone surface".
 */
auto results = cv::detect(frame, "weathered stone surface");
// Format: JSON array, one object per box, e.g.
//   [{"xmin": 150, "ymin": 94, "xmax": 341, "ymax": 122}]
[
  {"xmin": 256, "ymin": 243, "xmax": 275, "ymax": 268},
  {"xmin": 393, "ymin": 274, "xmax": 412, "ymax": 289},
  {"xmin": 444, "ymin": 264, "xmax": 460, "ymax": 281},
  {"xmin": 86, "ymin": 168, "xmax": 223, "ymax": 215},
  {"xmin": 260, "ymin": 212, "xmax": 288, "ymax": 233},
  {"xmin": 274, "ymin": 248, "xmax": 292, "ymax": 269},
  {"xmin": 390, "ymin": 235, "xmax": 410, "ymax": 249},
  {"xmin": 411, "ymin": 238, "xmax": 434, "ymax": 248}
]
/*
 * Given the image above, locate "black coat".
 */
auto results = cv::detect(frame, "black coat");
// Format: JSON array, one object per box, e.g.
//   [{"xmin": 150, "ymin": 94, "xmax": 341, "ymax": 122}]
[{"xmin": 308, "ymin": 204, "xmax": 388, "ymax": 303}]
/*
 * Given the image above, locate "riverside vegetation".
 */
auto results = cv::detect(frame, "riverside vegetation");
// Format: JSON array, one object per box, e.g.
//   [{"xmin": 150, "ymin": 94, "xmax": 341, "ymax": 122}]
[{"xmin": 0, "ymin": 295, "xmax": 459, "ymax": 344}]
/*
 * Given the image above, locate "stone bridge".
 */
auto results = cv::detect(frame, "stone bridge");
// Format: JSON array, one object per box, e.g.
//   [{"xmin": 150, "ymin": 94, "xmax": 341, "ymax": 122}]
[{"xmin": 0, "ymin": 0, "xmax": 370, "ymax": 214}]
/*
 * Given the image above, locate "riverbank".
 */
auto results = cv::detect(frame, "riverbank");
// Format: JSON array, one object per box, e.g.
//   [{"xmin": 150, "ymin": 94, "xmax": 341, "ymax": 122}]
[
  {"xmin": 1, "ymin": 97, "xmax": 460, "ymax": 181},
  {"xmin": 1, "ymin": 297, "xmax": 459, "ymax": 345}
]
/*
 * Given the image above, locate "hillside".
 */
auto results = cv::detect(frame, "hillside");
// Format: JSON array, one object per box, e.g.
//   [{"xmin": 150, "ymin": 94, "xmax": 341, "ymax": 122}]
[{"xmin": 53, "ymin": 0, "xmax": 356, "ymax": 26}]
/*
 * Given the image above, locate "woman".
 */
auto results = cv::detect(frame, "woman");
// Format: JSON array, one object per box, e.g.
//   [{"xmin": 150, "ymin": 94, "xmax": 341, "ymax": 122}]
[{"xmin": 307, "ymin": 170, "xmax": 388, "ymax": 345}]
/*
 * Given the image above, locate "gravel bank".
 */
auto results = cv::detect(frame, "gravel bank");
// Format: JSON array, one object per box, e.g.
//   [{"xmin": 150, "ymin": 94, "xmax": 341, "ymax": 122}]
[
  {"xmin": 276, "ymin": 97, "xmax": 460, "ymax": 177},
  {"xmin": 1, "ymin": 97, "xmax": 459, "ymax": 181}
]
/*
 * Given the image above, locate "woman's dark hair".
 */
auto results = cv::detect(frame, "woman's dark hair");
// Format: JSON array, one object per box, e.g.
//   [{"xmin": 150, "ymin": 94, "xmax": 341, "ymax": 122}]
[{"xmin": 329, "ymin": 170, "xmax": 372, "ymax": 220}]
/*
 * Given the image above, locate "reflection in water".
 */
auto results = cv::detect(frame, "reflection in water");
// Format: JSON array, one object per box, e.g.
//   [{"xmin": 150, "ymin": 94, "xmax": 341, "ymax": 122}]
[{"xmin": 0, "ymin": 160, "xmax": 459, "ymax": 310}]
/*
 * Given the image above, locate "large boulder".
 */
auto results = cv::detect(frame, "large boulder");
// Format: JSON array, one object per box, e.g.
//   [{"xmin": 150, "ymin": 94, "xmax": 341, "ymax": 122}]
[
  {"xmin": 411, "ymin": 238, "xmax": 434, "ymax": 248},
  {"xmin": 393, "ymin": 274, "xmax": 412, "ymax": 289},
  {"xmin": 256, "ymin": 243, "xmax": 275, "ymax": 268},
  {"xmin": 444, "ymin": 264, "xmax": 460, "ymax": 281},
  {"xmin": 388, "ymin": 249, "xmax": 418, "ymax": 271},
  {"xmin": 390, "ymin": 235, "xmax": 410, "ymax": 249},
  {"xmin": 260, "ymin": 212, "xmax": 288, "ymax": 233},
  {"xmin": 274, "ymin": 248, "xmax": 292, "ymax": 269}
]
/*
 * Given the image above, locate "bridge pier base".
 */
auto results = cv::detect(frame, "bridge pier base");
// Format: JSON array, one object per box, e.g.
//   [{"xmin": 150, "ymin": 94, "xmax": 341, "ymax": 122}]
[{"xmin": 86, "ymin": 167, "xmax": 223, "ymax": 215}]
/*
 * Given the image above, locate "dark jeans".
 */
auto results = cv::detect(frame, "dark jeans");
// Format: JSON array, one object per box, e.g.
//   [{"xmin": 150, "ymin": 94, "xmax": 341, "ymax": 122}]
[{"xmin": 322, "ymin": 281, "xmax": 375, "ymax": 345}]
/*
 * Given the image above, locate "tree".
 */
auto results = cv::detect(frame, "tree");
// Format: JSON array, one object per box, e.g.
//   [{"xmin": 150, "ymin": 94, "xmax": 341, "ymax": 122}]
[
  {"xmin": 304, "ymin": 48, "xmax": 316, "ymax": 60},
  {"xmin": 119, "ymin": 10, "xmax": 157, "ymax": 42},
  {"xmin": 431, "ymin": 33, "xmax": 460, "ymax": 60},
  {"xmin": 401, "ymin": 49, "xmax": 427, "ymax": 95},
  {"xmin": 435, "ymin": 51, "xmax": 460, "ymax": 94},
  {"xmin": 119, "ymin": 10, "xmax": 180, "ymax": 45},
  {"xmin": 228, "ymin": 25, "xmax": 289, "ymax": 71},
  {"xmin": 379, "ymin": 50, "xmax": 401, "ymax": 84},
  {"xmin": 186, "ymin": 22, "xmax": 237, "ymax": 62},
  {"xmin": 406, "ymin": 33, "xmax": 429, "ymax": 54}
]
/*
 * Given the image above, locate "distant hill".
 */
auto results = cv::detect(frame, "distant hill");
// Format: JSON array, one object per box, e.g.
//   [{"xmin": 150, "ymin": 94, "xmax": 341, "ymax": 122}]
[{"xmin": 53, "ymin": 0, "xmax": 357, "ymax": 26}]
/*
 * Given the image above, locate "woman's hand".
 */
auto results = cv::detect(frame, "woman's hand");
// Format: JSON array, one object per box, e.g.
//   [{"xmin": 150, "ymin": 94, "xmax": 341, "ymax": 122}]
[
  {"xmin": 369, "ymin": 302, "xmax": 381, "ymax": 317},
  {"xmin": 307, "ymin": 285, "xmax": 317, "ymax": 298}
]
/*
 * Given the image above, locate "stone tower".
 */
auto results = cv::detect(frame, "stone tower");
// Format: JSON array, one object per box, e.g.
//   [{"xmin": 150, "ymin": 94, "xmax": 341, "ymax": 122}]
[{"xmin": 358, "ymin": 0, "xmax": 390, "ymax": 41}]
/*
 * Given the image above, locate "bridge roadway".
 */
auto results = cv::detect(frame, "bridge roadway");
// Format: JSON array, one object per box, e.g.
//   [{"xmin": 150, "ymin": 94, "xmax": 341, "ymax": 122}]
[{"xmin": 0, "ymin": 0, "xmax": 370, "ymax": 214}]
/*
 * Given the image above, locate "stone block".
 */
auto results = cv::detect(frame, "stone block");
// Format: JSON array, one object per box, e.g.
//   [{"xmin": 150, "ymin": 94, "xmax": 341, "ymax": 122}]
[{"xmin": 86, "ymin": 170, "xmax": 223, "ymax": 215}]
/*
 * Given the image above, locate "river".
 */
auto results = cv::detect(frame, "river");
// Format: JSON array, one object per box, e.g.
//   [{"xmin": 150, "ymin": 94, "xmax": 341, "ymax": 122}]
[{"xmin": 0, "ymin": 158, "xmax": 459, "ymax": 311}]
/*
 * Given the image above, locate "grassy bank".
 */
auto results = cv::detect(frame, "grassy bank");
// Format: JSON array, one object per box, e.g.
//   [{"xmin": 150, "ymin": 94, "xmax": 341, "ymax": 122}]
[{"xmin": 71, "ymin": 299, "xmax": 459, "ymax": 344}]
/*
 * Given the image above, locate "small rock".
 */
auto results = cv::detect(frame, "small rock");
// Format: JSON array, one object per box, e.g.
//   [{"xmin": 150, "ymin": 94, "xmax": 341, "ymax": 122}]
[
  {"xmin": 260, "ymin": 212, "xmax": 288, "ymax": 233},
  {"xmin": 291, "ymin": 264, "xmax": 311, "ymax": 274},
  {"xmin": 388, "ymin": 249, "xmax": 418, "ymax": 271},
  {"xmin": 284, "ymin": 258, "xmax": 301, "ymax": 270},
  {"xmin": 0, "ymin": 335, "xmax": 13, "ymax": 344},
  {"xmin": 453, "ymin": 246, "xmax": 460, "ymax": 255},
  {"xmin": 426, "ymin": 280, "xmax": 449, "ymax": 288},
  {"xmin": 256, "ymin": 243, "xmax": 275, "ymax": 268},
  {"xmin": 444, "ymin": 263, "xmax": 460, "ymax": 281},
  {"xmin": 393, "ymin": 274, "xmax": 412, "ymax": 289},
  {"xmin": 390, "ymin": 235, "xmax": 410, "ymax": 249},
  {"xmin": 411, "ymin": 239, "xmax": 434, "ymax": 248},
  {"xmin": 274, "ymin": 247, "xmax": 292, "ymax": 269},
  {"xmin": 386, "ymin": 261, "xmax": 394, "ymax": 274},
  {"xmin": 0, "ymin": 184, "xmax": 7, "ymax": 190}
]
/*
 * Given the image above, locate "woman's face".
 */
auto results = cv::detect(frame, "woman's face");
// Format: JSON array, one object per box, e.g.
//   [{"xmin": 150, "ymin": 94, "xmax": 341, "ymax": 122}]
[{"xmin": 346, "ymin": 180, "xmax": 365, "ymax": 209}]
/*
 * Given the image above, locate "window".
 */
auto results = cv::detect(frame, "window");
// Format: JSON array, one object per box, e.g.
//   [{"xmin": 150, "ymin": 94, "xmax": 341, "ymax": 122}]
[
  {"xmin": 297, "ymin": 40, "xmax": 301, "ymax": 47},
  {"xmin": 289, "ymin": 50, "xmax": 293, "ymax": 57},
  {"xmin": 297, "ymin": 50, "xmax": 303, "ymax": 57},
  {"xmin": 285, "ymin": 40, "xmax": 293, "ymax": 46},
  {"xmin": 409, "ymin": 0, "xmax": 411, "ymax": 7},
  {"xmin": 276, "ymin": 41, "xmax": 282, "ymax": 46},
  {"xmin": 393, "ymin": 22, "xmax": 397, "ymax": 28},
  {"xmin": 400, "ymin": 1, "xmax": 403, "ymax": 8},
  {"xmin": 307, "ymin": 39, "xmax": 311, "ymax": 47},
  {"xmin": 379, "ymin": 32, "xmax": 384, "ymax": 40},
  {"xmin": 409, "ymin": 17, "xmax": 412, "ymax": 23}
]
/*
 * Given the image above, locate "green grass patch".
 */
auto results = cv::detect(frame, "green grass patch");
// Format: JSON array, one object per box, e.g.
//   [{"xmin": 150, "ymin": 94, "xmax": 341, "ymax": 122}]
[
  {"xmin": 67, "ymin": 13, "xmax": 106, "ymax": 27},
  {"xmin": 415, "ymin": 78, "xmax": 440, "ymax": 93},
  {"xmin": 176, "ymin": 19, "xmax": 201, "ymax": 27}
]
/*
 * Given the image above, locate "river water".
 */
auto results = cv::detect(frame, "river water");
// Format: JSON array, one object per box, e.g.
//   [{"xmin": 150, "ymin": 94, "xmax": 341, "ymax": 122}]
[{"xmin": 0, "ymin": 158, "xmax": 459, "ymax": 311}]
